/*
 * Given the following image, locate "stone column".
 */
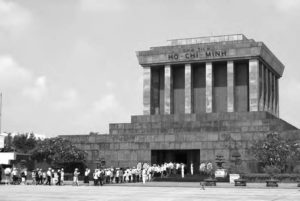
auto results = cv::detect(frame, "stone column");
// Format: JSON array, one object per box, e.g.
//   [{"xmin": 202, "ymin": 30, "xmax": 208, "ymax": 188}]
[
  {"xmin": 164, "ymin": 65, "xmax": 172, "ymax": 114},
  {"xmin": 206, "ymin": 62, "xmax": 213, "ymax": 113},
  {"xmin": 249, "ymin": 59, "xmax": 259, "ymax": 111},
  {"xmin": 275, "ymin": 78, "xmax": 279, "ymax": 116},
  {"xmin": 272, "ymin": 74, "xmax": 276, "ymax": 115},
  {"xmin": 143, "ymin": 67, "xmax": 151, "ymax": 115},
  {"xmin": 260, "ymin": 63, "xmax": 265, "ymax": 111},
  {"xmin": 265, "ymin": 67, "xmax": 269, "ymax": 111},
  {"xmin": 185, "ymin": 64, "xmax": 192, "ymax": 113},
  {"xmin": 227, "ymin": 61, "xmax": 234, "ymax": 112},
  {"xmin": 268, "ymin": 71, "xmax": 273, "ymax": 112}
]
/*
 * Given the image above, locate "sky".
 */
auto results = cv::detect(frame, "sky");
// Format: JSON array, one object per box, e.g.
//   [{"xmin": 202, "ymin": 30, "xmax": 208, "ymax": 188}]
[{"xmin": 0, "ymin": 0, "xmax": 300, "ymax": 137}]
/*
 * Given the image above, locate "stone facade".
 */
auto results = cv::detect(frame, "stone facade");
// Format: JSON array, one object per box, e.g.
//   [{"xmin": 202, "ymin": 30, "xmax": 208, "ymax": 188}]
[
  {"xmin": 61, "ymin": 34, "xmax": 300, "ymax": 173},
  {"xmin": 61, "ymin": 112, "xmax": 299, "ymax": 172}
]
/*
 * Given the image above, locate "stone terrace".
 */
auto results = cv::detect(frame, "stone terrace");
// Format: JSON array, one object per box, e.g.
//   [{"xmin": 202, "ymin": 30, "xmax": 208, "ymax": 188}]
[{"xmin": 62, "ymin": 112, "xmax": 300, "ymax": 171}]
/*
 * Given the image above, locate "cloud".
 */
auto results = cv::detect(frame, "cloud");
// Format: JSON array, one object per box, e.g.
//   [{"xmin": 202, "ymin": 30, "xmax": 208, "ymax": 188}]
[
  {"xmin": 0, "ymin": 0, "xmax": 32, "ymax": 30},
  {"xmin": 79, "ymin": 0, "xmax": 125, "ymax": 12},
  {"xmin": 0, "ymin": 55, "xmax": 47, "ymax": 102},
  {"xmin": 93, "ymin": 94, "xmax": 120, "ymax": 112},
  {"xmin": 78, "ymin": 93, "xmax": 130, "ymax": 133},
  {"xmin": 0, "ymin": 55, "xmax": 32, "ymax": 90},
  {"xmin": 22, "ymin": 76, "xmax": 47, "ymax": 102},
  {"xmin": 274, "ymin": 0, "xmax": 300, "ymax": 12},
  {"xmin": 53, "ymin": 88, "xmax": 80, "ymax": 110},
  {"xmin": 105, "ymin": 81, "xmax": 116, "ymax": 88}
]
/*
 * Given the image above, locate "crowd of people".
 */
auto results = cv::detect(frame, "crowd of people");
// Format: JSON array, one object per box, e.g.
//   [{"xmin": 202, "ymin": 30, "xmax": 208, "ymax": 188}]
[
  {"xmin": 2, "ymin": 167, "xmax": 65, "ymax": 186},
  {"xmin": 1, "ymin": 162, "xmax": 192, "ymax": 186},
  {"xmin": 85, "ymin": 162, "xmax": 190, "ymax": 186}
]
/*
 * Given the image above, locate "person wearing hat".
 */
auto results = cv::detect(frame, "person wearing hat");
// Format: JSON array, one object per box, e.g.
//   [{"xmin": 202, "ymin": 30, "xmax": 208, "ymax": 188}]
[{"xmin": 73, "ymin": 168, "xmax": 80, "ymax": 186}]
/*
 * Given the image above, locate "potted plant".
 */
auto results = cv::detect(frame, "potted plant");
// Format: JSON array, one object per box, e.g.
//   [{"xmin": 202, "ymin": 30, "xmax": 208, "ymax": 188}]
[
  {"xmin": 229, "ymin": 149, "xmax": 246, "ymax": 186},
  {"xmin": 214, "ymin": 154, "xmax": 228, "ymax": 181},
  {"xmin": 264, "ymin": 165, "xmax": 280, "ymax": 187}
]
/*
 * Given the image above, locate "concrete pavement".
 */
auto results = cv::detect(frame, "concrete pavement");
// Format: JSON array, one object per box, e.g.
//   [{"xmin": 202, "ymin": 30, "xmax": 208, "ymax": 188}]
[{"xmin": 0, "ymin": 182, "xmax": 299, "ymax": 201}]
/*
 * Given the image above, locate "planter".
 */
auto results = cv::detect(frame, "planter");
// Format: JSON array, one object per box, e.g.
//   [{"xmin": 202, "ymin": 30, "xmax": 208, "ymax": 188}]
[
  {"xmin": 204, "ymin": 178, "xmax": 217, "ymax": 186},
  {"xmin": 234, "ymin": 178, "xmax": 247, "ymax": 186},
  {"xmin": 266, "ymin": 179, "xmax": 279, "ymax": 187}
]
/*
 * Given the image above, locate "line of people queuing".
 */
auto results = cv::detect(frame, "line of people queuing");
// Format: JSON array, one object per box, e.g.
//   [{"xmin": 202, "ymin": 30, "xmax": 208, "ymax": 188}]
[
  {"xmin": 2, "ymin": 167, "xmax": 65, "ymax": 186},
  {"xmin": 82, "ymin": 162, "xmax": 188, "ymax": 186},
  {"xmin": 2, "ymin": 162, "xmax": 189, "ymax": 186}
]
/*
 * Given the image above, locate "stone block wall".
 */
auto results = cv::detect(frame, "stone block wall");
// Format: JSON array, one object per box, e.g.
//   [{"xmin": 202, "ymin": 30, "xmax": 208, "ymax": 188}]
[{"xmin": 61, "ymin": 112, "xmax": 300, "ymax": 172}]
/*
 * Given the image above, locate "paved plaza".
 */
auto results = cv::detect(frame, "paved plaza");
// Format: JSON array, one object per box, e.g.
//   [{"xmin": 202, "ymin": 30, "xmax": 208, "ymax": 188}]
[{"xmin": 0, "ymin": 183, "xmax": 299, "ymax": 201}]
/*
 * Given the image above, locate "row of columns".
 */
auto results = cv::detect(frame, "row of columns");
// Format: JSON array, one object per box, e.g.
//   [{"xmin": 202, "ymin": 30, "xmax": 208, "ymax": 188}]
[{"xmin": 143, "ymin": 59, "xmax": 279, "ymax": 116}]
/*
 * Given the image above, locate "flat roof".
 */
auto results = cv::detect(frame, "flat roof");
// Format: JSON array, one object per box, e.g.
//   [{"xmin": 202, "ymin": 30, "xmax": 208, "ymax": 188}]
[{"xmin": 167, "ymin": 34, "xmax": 247, "ymax": 46}]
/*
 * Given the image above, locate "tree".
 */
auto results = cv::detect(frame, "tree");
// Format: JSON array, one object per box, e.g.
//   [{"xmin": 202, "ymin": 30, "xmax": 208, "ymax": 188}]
[
  {"xmin": 31, "ymin": 137, "xmax": 86, "ymax": 165},
  {"xmin": 1, "ymin": 133, "xmax": 39, "ymax": 153},
  {"xmin": 251, "ymin": 132, "xmax": 300, "ymax": 172},
  {"xmin": 13, "ymin": 133, "xmax": 39, "ymax": 153},
  {"xmin": 1, "ymin": 133, "xmax": 14, "ymax": 152}
]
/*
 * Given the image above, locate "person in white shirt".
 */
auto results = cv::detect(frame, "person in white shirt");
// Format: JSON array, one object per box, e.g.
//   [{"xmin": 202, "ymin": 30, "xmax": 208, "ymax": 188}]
[
  {"xmin": 46, "ymin": 168, "xmax": 51, "ymax": 185},
  {"xmin": 176, "ymin": 163, "xmax": 180, "ymax": 175},
  {"xmin": 181, "ymin": 163, "xmax": 185, "ymax": 178},
  {"xmin": 73, "ymin": 168, "xmax": 80, "ymax": 186},
  {"xmin": 191, "ymin": 163, "xmax": 194, "ymax": 175},
  {"xmin": 51, "ymin": 169, "xmax": 56, "ymax": 185},
  {"xmin": 147, "ymin": 167, "xmax": 152, "ymax": 181},
  {"xmin": 115, "ymin": 169, "xmax": 120, "ymax": 183},
  {"xmin": 97, "ymin": 169, "xmax": 103, "ymax": 186},
  {"xmin": 142, "ymin": 168, "xmax": 147, "ymax": 184},
  {"xmin": 12, "ymin": 168, "xmax": 18, "ymax": 184},
  {"xmin": 4, "ymin": 167, "xmax": 11, "ymax": 185},
  {"xmin": 42, "ymin": 171, "xmax": 47, "ymax": 184},
  {"xmin": 84, "ymin": 168, "xmax": 90, "ymax": 185},
  {"xmin": 93, "ymin": 169, "xmax": 98, "ymax": 186},
  {"xmin": 60, "ymin": 168, "xmax": 64, "ymax": 185}
]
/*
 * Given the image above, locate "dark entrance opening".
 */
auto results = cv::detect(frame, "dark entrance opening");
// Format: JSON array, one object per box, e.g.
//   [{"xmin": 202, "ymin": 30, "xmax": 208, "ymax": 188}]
[{"xmin": 151, "ymin": 149, "xmax": 200, "ymax": 174}]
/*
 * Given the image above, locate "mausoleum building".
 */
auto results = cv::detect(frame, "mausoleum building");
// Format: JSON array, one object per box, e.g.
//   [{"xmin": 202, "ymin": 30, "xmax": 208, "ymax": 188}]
[
  {"xmin": 138, "ymin": 34, "xmax": 281, "ymax": 116},
  {"xmin": 62, "ymin": 34, "xmax": 300, "ymax": 173}
]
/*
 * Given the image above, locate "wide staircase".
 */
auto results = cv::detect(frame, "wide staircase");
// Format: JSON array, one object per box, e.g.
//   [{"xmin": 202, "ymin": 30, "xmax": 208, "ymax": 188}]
[{"xmin": 109, "ymin": 112, "xmax": 298, "ymax": 135}]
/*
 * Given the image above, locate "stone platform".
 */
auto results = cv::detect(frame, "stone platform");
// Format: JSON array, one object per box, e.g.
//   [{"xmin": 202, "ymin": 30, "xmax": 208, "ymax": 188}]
[{"xmin": 61, "ymin": 111, "xmax": 300, "ymax": 172}]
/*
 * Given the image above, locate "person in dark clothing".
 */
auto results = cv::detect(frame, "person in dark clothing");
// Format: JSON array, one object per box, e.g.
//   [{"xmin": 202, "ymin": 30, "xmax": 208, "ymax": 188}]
[
  {"xmin": 45, "ymin": 168, "xmax": 51, "ymax": 185},
  {"xmin": 56, "ymin": 169, "xmax": 61, "ymax": 185},
  {"xmin": 98, "ymin": 170, "xmax": 103, "ymax": 186}
]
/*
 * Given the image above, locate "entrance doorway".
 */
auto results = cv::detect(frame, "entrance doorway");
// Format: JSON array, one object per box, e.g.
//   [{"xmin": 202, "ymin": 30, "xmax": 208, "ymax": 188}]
[{"xmin": 151, "ymin": 149, "xmax": 200, "ymax": 174}]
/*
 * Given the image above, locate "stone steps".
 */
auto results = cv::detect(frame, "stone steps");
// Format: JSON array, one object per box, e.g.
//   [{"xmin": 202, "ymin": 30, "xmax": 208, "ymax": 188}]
[
  {"xmin": 130, "ymin": 112, "xmax": 276, "ymax": 123},
  {"xmin": 109, "ymin": 113, "xmax": 297, "ymax": 135}
]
